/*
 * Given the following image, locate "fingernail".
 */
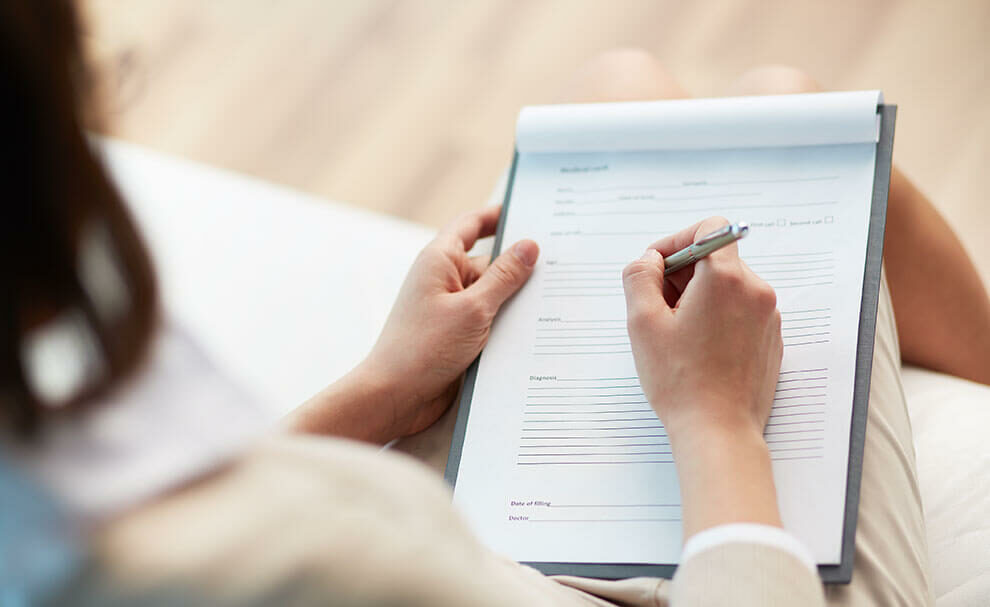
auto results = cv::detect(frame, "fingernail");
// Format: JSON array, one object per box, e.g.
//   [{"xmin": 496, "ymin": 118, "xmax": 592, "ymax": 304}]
[
  {"xmin": 641, "ymin": 248, "xmax": 661, "ymax": 262},
  {"xmin": 512, "ymin": 240, "xmax": 539, "ymax": 266}
]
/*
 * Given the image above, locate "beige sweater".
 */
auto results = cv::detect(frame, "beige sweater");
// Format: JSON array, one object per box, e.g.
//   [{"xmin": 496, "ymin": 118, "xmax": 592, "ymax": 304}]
[
  {"xmin": 53, "ymin": 275, "xmax": 933, "ymax": 606},
  {"xmin": 61, "ymin": 434, "xmax": 824, "ymax": 606}
]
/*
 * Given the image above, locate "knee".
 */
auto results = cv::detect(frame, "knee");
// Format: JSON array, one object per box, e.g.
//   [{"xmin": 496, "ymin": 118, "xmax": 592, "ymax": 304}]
[
  {"xmin": 560, "ymin": 47, "xmax": 687, "ymax": 103},
  {"xmin": 728, "ymin": 65, "xmax": 822, "ymax": 96},
  {"xmin": 589, "ymin": 48, "xmax": 664, "ymax": 79}
]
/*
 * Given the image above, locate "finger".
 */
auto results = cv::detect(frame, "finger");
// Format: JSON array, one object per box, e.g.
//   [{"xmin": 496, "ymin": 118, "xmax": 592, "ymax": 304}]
[
  {"xmin": 622, "ymin": 248, "xmax": 672, "ymax": 326},
  {"xmin": 645, "ymin": 219, "xmax": 709, "ymax": 257},
  {"xmin": 464, "ymin": 254, "xmax": 491, "ymax": 286},
  {"xmin": 691, "ymin": 216, "xmax": 743, "ymax": 285},
  {"xmin": 469, "ymin": 239, "xmax": 539, "ymax": 311},
  {"xmin": 676, "ymin": 221, "xmax": 751, "ymax": 311},
  {"xmin": 440, "ymin": 206, "xmax": 502, "ymax": 252},
  {"xmin": 661, "ymin": 216, "xmax": 738, "ymax": 292},
  {"xmin": 692, "ymin": 216, "xmax": 739, "ymax": 266}
]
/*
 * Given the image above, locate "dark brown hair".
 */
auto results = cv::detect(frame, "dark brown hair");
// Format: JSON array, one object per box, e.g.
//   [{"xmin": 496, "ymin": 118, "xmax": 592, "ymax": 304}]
[{"xmin": 0, "ymin": 0, "xmax": 157, "ymax": 434}]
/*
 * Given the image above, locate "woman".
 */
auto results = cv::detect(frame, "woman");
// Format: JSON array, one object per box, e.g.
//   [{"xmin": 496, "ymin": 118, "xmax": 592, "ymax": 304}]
[{"xmin": 3, "ymin": 3, "xmax": 989, "ymax": 606}]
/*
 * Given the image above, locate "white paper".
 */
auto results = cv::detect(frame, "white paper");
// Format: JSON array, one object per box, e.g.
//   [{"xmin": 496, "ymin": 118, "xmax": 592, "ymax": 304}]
[
  {"xmin": 517, "ymin": 91, "xmax": 881, "ymax": 153},
  {"xmin": 453, "ymin": 93, "xmax": 879, "ymax": 566}
]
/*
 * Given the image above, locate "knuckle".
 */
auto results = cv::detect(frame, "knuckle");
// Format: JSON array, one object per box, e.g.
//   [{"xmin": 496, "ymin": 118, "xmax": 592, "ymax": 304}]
[
  {"xmin": 700, "ymin": 215, "xmax": 730, "ymax": 234},
  {"xmin": 464, "ymin": 293, "xmax": 493, "ymax": 323},
  {"xmin": 626, "ymin": 305, "xmax": 651, "ymax": 331},
  {"xmin": 431, "ymin": 234, "xmax": 459, "ymax": 256},
  {"xmin": 488, "ymin": 259, "xmax": 520, "ymax": 287},
  {"xmin": 711, "ymin": 262, "xmax": 744, "ymax": 289},
  {"xmin": 622, "ymin": 259, "xmax": 650, "ymax": 282},
  {"xmin": 726, "ymin": 268, "xmax": 745, "ymax": 288},
  {"xmin": 755, "ymin": 281, "xmax": 777, "ymax": 309}
]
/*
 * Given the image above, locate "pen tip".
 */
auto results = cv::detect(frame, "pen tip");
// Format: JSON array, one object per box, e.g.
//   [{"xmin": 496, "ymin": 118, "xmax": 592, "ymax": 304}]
[{"xmin": 736, "ymin": 221, "xmax": 750, "ymax": 237}]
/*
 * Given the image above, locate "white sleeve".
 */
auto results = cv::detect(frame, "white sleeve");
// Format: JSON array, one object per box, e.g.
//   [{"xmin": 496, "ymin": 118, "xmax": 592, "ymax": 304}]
[{"xmin": 681, "ymin": 523, "xmax": 817, "ymax": 573}]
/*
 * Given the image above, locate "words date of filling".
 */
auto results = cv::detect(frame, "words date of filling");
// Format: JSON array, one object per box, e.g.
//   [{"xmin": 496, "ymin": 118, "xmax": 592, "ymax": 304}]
[{"xmin": 508, "ymin": 499, "xmax": 551, "ymax": 521}]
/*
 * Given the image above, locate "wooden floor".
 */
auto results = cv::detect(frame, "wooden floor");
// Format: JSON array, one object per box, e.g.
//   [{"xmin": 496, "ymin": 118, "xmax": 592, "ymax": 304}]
[{"xmin": 81, "ymin": 1, "xmax": 990, "ymax": 283}]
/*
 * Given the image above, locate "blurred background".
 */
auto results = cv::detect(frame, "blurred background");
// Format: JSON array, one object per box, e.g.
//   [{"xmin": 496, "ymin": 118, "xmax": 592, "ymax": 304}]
[{"xmin": 81, "ymin": 0, "xmax": 989, "ymax": 281}]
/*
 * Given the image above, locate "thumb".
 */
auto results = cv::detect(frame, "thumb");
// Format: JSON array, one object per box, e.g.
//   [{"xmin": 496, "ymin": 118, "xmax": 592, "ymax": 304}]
[
  {"xmin": 622, "ymin": 248, "xmax": 672, "ymax": 323},
  {"xmin": 470, "ymin": 239, "xmax": 539, "ymax": 311}
]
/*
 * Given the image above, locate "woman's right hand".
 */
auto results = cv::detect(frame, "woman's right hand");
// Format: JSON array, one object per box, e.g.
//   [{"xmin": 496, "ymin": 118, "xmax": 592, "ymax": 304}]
[
  {"xmin": 622, "ymin": 217, "xmax": 782, "ymax": 438},
  {"xmin": 622, "ymin": 217, "xmax": 784, "ymax": 537}
]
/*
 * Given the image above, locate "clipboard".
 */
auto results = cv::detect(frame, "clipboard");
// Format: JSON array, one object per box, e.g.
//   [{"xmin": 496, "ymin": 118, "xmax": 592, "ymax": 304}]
[{"xmin": 444, "ymin": 104, "xmax": 897, "ymax": 584}]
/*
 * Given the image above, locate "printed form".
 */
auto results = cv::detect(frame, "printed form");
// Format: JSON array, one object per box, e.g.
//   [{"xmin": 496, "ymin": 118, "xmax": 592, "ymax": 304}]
[{"xmin": 452, "ymin": 92, "xmax": 882, "ymax": 566}]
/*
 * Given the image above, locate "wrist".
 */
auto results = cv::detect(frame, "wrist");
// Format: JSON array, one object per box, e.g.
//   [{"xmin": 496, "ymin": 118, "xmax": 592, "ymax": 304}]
[
  {"xmin": 667, "ymin": 419, "xmax": 782, "ymax": 538},
  {"xmin": 661, "ymin": 397, "xmax": 766, "ymax": 446},
  {"xmin": 349, "ymin": 357, "xmax": 409, "ymax": 439},
  {"xmin": 668, "ymin": 421, "xmax": 770, "ymax": 472},
  {"xmin": 285, "ymin": 362, "xmax": 398, "ymax": 444}
]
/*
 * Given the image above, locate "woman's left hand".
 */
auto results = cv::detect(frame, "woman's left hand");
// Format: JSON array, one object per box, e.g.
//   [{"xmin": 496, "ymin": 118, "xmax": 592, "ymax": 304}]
[
  {"xmin": 364, "ymin": 205, "xmax": 538, "ymax": 438},
  {"xmin": 287, "ymin": 205, "xmax": 538, "ymax": 443}
]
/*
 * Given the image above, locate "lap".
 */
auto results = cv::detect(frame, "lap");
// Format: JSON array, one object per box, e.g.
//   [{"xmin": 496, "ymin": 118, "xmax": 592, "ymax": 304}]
[
  {"xmin": 395, "ymin": 271, "xmax": 933, "ymax": 606},
  {"xmin": 824, "ymin": 270, "xmax": 932, "ymax": 605}
]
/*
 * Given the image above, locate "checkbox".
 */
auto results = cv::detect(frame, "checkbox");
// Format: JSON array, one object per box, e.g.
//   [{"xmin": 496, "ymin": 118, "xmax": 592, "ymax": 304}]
[{"xmin": 825, "ymin": 215, "xmax": 834, "ymax": 224}]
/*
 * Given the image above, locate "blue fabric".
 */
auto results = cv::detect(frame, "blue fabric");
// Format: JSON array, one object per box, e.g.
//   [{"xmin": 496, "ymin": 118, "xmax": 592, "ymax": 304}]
[{"xmin": 0, "ymin": 456, "xmax": 82, "ymax": 605}]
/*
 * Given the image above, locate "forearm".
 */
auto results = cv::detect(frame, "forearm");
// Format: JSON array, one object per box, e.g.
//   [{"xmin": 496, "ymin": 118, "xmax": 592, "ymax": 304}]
[
  {"xmin": 669, "ymin": 421, "xmax": 782, "ymax": 539},
  {"xmin": 284, "ymin": 362, "xmax": 399, "ymax": 444}
]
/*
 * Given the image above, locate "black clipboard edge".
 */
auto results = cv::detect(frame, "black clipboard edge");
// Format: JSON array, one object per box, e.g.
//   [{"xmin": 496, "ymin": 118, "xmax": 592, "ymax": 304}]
[{"xmin": 445, "ymin": 107, "xmax": 896, "ymax": 583}]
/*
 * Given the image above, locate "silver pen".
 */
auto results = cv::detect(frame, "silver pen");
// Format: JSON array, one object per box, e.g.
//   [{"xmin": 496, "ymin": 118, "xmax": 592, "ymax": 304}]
[{"xmin": 662, "ymin": 222, "xmax": 749, "ymax": 276}]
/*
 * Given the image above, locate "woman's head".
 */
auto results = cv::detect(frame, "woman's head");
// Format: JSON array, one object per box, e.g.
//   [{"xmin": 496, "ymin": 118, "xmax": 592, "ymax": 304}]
[{"xmin": 0, "ymin": 0, "xmax": 157, "ymax": 435}]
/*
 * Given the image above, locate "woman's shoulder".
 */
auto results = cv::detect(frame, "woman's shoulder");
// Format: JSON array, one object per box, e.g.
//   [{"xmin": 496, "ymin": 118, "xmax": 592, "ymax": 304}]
[
  {"xmin": 73, "ymin": 434, "xmax": 494, "ymax": 605},
  {"xmin": 97, "ymin": 432, "xmax": 464, "ymax": 561}
]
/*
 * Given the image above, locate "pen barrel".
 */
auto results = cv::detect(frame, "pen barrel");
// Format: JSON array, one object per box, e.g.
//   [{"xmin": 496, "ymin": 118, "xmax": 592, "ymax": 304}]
[
  {"xmin": 662, "ymin": 247, "xmax": 696, "ymax": 275},
  {"xmin": 662, "ymin": 222, "xmax": 748, "ymax": 276}
]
